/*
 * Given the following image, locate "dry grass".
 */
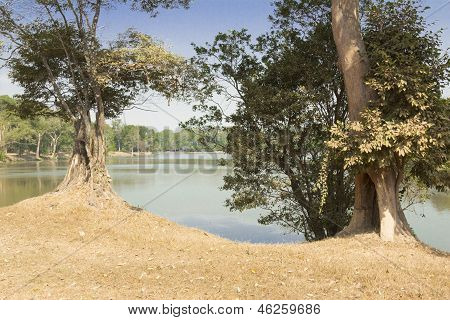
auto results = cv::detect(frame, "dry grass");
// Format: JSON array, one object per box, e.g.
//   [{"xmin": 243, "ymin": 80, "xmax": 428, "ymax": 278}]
[{"xmin": 0, "ymin": 191, "xmax": 448, "ymax": 300}]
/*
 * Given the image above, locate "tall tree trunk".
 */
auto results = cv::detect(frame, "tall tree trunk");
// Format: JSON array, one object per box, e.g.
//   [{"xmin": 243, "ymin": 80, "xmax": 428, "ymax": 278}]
[
  {"xmin": 331, "ymin": 0, "xmax": 411, "ymax": 240},
  {"xmin": 57, "ymin": 111, "xmax": 112, "ymax": 195},
  {"xmin": 331, "ymin": 0, "xmax": 378, "ymax": 233},
  {"xmin": 35, "ymin": 133, "xmax": 41, "ymax": 160},
  {"xmin": 50, "ymin": 136, "xmax": 59, "ymax": 159}
]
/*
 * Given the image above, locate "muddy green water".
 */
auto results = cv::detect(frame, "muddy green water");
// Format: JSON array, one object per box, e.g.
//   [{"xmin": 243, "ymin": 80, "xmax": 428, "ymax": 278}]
[{"xmin": 0, "ymin": 153, "xmax": 448, "ymax": 251}]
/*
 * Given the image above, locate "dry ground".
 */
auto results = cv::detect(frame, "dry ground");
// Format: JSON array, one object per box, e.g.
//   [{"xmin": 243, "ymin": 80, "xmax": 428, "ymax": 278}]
[{"xmin": 0, "ymin": 191, "xmax": 449, "ymax": 299}]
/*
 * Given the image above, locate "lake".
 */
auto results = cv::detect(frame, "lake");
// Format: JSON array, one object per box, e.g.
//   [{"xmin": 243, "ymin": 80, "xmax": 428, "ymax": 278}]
[{"xmin": 0, "ymin": 152, "xmax": 449, "ymax": 252}]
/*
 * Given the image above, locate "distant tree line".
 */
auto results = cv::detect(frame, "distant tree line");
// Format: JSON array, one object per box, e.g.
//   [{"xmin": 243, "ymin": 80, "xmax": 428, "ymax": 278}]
[
  {"xmin": 1, "ymin": 95, "xmax": 227, "ymax": 161},
  {"xmin": 106, "ymin": 119, "xmax": 227, "ymax": 154},
  {"xmin": 0, "ymin": 95, "xmax": 73, "ymax": 160}
]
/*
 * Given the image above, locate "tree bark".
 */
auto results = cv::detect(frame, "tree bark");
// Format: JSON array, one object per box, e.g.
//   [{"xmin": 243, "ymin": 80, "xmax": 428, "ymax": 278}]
[
  {"xmin": 331, "ymin": 0, "xmax": 411, "ymax": 240},
  {"xmin": 368, "ymin": 167, "xmax": 412, "ymax": 240},
  {"xmin": 331, "ymin": 0, "xmax": 375, "ymax": 121},
  {"xmin": 341, "ymin": 173, "xmax": 378, "ymax": 233},
  {"xmin": 332, "ymin": 0, "xmax": 378, "ymax": 234},
  {"xmin": 57, "ymin": 112, "xmax": 112, "ymax": 195}
]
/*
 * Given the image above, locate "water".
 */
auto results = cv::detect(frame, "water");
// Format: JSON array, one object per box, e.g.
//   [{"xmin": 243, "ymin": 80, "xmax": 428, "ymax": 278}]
[{"xmin": 0, "ymin": 153, "xmax": 449, "ymax": 251}]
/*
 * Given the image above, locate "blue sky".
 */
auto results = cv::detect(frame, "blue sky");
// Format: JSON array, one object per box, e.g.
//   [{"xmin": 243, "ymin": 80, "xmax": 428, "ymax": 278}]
[{"xmin": 1, "ymin": 0, "xmax": 449, "ymax": 129}]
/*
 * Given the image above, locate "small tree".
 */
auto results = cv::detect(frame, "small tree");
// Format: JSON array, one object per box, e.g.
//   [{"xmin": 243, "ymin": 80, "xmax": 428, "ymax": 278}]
[
  {"xmin": 122, "ymin": 125, "xmax": 141, "ymax": 154},
  {"xmin": 111, "ymin": 119, "xmax": 124, "ymax": 152},
  {"xmin": 30, "ymin": 117, "xmax": 51, "ymax": 160},
  {"xmin": 0, "ymin": 96, "xmax": 15, "ymax": 155},
  {"xmin": 46, "ymin": 117, "xmax": 72, "ymax": 159}
]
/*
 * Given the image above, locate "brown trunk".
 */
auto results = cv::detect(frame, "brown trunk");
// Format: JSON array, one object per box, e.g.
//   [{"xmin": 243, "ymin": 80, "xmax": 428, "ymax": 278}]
[
  {"xmin": 341, "ymin": 173, "xmax": 378, "ymax": 234},
  {"xmin": 331, "ymin": 0, "xmax": 411, "ymax": 240},
  {"xmin": 57, "ymin": 112, "xmax": 112, "ymax": 195},
  {"xmin": 331, "ymin": 0, "xmax": 374, "ymax": 121},
  {"xmin": 332, "ymin": 0, "xmax": 379, "ymax": 234},
  {"xmin": 35, "ymin": 133, "xmax": 41, "ymax": 160},
  {"xmin": 368, "ymin": 167, "xmax": 412, "ymax": 240}
]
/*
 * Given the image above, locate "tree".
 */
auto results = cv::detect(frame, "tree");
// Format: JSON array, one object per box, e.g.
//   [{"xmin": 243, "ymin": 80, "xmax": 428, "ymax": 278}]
[
  {"xmin": 110, "ymin": 119, "xmax": 125, "ymax": 152},
  {"xmin": 46, "ymin": 117, "xmax": 72, "ymax": 158},
  {"xmin": 30, "ymin": 117, "xmax": 51, "ymax": 160},
  {"xmin": 0, "ymin": 96, "xmax": 15, "ymax": 155},
  {"xmin": 331, "ymin": 0, "xmax": 449, "ymax": 240},
  {"xmin": 185, "ymin": 0, "xmax": 353, "ymax": 240},
  {"xmin": 1, "ymin": 96, "xmax": 74, "ymax": 158},
  {"xmin": 0, "ymin": 0, "xmax": 191, "ymax": 195},
  {"xmin": 122, "ymin": 125, "xmax": 141, "ymax": 154}
]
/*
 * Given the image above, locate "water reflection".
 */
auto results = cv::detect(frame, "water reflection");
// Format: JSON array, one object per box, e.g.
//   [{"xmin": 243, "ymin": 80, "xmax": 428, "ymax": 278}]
[{"xmin": 0, "ymin": 161, "xmax": 65, "ymax": 207}]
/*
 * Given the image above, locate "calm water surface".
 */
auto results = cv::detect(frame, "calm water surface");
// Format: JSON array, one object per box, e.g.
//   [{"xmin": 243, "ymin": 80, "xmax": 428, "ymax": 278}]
[{"xmin": 0, "ymin": 153, "xmax": 448, "ymax": 251}]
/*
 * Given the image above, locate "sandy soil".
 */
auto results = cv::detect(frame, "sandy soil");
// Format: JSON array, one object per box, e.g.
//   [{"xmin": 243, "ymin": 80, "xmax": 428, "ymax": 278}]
[{"xmin": 0, "ymin": 191, "xmax": 448, "ymax": 300}]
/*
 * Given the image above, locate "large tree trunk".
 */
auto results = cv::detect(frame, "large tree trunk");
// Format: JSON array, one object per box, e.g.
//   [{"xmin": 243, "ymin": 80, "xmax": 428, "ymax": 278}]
[
  {"xmin": 57, "ymin": 112, "xmax": 112, "ymax": 195},
  {"xmin": 332, "ymin": 0, "xmax": 378, "ymax": 234},
  {"xmin": 368, "ymin": 167, "xmax": 412, "ymax": 240},
  {"xmin": 331, "ymin": 0, "xmax": 411, "ymax": 240},
  {"xmin": 331, "ymin": 0, "xmax": 373, "ymax": 122},
  {"xmin": 342, "ymin": 173, "xmax": 378, "ymax": 233}
]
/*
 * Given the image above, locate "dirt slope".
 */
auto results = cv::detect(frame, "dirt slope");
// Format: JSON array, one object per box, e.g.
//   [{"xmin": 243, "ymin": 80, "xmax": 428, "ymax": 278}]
[{"xmin": 0, "ymin": 191, "xmax": 448, "ymax": 299}]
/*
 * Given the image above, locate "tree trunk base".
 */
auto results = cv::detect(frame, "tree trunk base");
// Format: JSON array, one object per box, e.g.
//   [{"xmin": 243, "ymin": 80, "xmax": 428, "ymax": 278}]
[
  {"xmin": 56, "ymin": 151, "xmax": 114, "ymax": 202},
  {"xmin": 369, "ymin": 167, "xmax": 413, "ymax": 241},
  {"xmin": 338, "ymin": 173, "xmax": 378, "ymax": 236},
  {"xmin": 56, "ymin": 117, "xmax": 115, "ymax": 201},
  {"xmin": 339, "ymin": 170, "xmax": 415, "ymax": 242}
]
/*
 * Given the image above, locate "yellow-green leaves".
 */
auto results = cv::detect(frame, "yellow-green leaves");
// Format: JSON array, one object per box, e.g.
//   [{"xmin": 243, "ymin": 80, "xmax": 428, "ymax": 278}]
[
  {"xmin": 328, "ymin": 109, "xmax": 437, "ymax": 170},
  {"xmin": 97, "ymin": 30, "xmax": 188, "ymax": 99},
  {"xmin": 330, "ymin": 0, "xmax": 449, "ymax": 186}
]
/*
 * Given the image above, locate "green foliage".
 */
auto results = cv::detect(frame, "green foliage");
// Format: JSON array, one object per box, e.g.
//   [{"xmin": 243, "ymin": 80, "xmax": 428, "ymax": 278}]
[
  {"xmin": 328, "ymin": 0, "xmax": 450, "ymax": 191},
  {"xmin": 107, "ymin": 119, "xmax": 227, "ymax": 153},
  {"xmin": 329, "ymin": 109, "xmax": 437, "ymax": 167},
  {"xmin": 4, "ymin": 24, "xmax": 188, "ymax": 121},
  {"xmin": 0, "ymin": 96, "xmax": 73, "ymax": 157},
  {"xmin": 185, "ymin": 0, "xmax": 353, "ymax": 240},
  {"xmin": 100, "ymin": 29, "xmax": 190, "ymax": 102}
]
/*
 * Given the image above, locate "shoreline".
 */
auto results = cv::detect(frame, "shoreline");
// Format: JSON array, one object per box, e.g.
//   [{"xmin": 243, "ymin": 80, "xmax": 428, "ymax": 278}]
[{"xmin": 1, "ymin": 151, "xmax": 227, "ymax": 163}]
